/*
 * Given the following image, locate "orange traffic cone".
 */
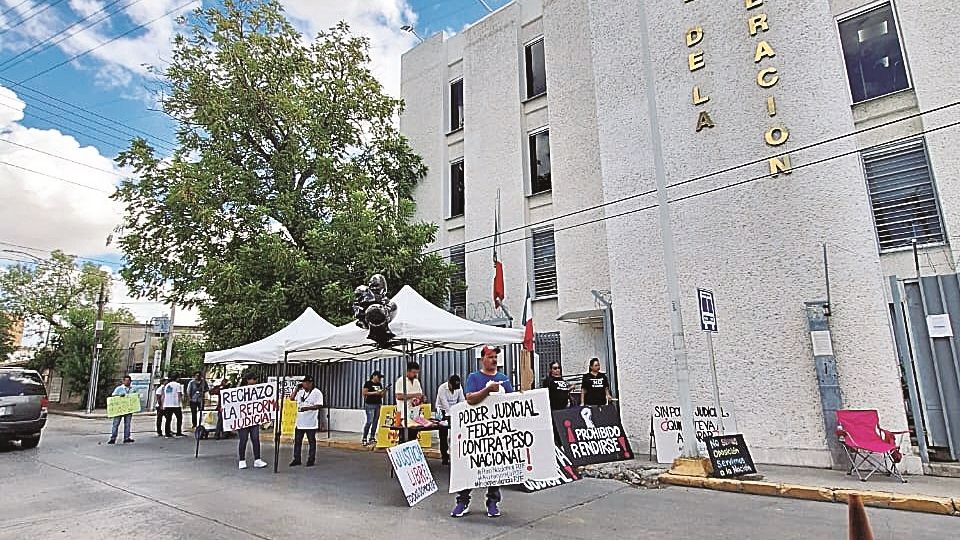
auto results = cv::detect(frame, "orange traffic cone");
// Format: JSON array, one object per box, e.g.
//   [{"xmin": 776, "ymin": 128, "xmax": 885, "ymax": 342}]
[{"xmin": 848, "ymin": 494, "xmax": 875, "ymax": 540}]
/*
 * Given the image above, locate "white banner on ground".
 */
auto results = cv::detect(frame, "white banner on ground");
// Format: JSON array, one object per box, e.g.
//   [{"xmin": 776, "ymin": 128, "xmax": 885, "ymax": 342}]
[
  {"xmin": 653, "ymin": 403, "xmax": 737, "ymax": 464},
  {"xmin": 220, "ymin": 383, "xmax": 278, "ymax": 431},
  {"xmin": 387, "ymin": 440, "xmax": 438, "ymax": 506},
  {"xmin": 448, "ymin": 388, "xmax": 554, "ymax": 493}
]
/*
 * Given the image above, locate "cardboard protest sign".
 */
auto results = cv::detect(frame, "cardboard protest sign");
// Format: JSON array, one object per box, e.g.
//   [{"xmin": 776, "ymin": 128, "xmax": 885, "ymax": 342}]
[
  {"xmin": 280, "ymin": 400, "xmax": 298, "ymax": 437},
  {"xmin": 521, "ymin": 445, "xmax": 580, "ymax": 492},
  {"xmin": 106, "ymin": 394, "xmax": 141, "ymax": 417},
  {"xmin": 387, "ymin": 440, "xmax": 438, "ymax": 506},
  {"xmin": 554, "ymin": 404, "xmax": 633, "ymax": 466},
  {"xmin": 219, "ymin": 383, "xmax": 278, "ymax": 431},
  {"xmin": 653, "ymin": 403, "xmax": 737, "ymax": 464},
  {"xmin": 705, "ymin": 434, "xmax": 757, "ymax": 478},
  {"xmin": 374, "ymin": 404, "xmax": 432, "ymax": 449},
  {"xmin": 448, "ymin": 388, "xmax": 554, "ymax": 493}
]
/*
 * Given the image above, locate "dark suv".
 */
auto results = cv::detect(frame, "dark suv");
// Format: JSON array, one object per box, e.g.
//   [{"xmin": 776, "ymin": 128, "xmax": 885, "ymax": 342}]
[{"xmin": 0, "ymin": 368, "xmax": 48, "ymax": 448}]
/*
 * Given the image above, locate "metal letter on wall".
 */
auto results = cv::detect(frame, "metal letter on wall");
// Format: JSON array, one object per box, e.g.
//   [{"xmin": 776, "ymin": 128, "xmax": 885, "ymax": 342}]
[{"xmin": 804, "ymin": 301, "xmax": 845, "ymax": 468}]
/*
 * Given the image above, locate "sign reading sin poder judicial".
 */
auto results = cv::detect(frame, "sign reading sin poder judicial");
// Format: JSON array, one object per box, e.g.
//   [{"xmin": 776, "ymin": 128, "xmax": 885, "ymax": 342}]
[
  {"xmin": 219, "ymin": 383, "xmax": 278, "ymax": 431},
  {"xmin": 653, "ymin": 403, "xmax": 737, "ymax": 464},
  {"xmin": 553, "ymin": 405, "xmax": 634, "ymax": 467},
  {"xmin": 449, "ymin": 389, "xmax": 554, "ymax": 493}
]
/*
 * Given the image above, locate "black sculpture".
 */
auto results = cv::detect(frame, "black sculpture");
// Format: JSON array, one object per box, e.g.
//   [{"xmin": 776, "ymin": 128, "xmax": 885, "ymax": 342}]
[{"xmin": 353, "ymin": 274, "xmax": 397, "ymax": 346}]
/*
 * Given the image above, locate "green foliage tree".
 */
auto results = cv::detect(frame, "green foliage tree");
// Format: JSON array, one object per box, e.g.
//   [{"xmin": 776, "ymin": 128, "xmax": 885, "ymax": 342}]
[
  {"xmin": 0, "ymin": 311, "xmax": 16, "ymax": 359},
  {"xmin": 54, "ymin": 307, "xmax": 135, "ymax": 408},
  {"xmin": 167, "ymin": 335, "xmax": 207, "ymax": 379},
  {"xmin": 113, "ymin": 0, "xmax": 453, "ymax": 350}
]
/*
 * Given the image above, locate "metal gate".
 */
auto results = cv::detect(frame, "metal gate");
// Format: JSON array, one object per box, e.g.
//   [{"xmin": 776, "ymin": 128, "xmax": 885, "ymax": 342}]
[{"xmin": 890, "ymin": 274, "xmax": 960, "ymax": 461}]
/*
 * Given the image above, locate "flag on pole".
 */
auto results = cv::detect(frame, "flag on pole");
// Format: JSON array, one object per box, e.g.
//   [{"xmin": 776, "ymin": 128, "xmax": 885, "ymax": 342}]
[
  {"xmin": 522, "ymin": 285, "xmax": 534, "ymax": 351},
  {"xmin": 493, "ymin": 191, "xmax": 505, "ymax": 308}
]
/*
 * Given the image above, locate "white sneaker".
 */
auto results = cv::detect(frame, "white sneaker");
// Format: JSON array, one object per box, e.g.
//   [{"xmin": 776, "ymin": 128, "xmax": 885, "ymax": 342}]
[
  {"xmin": 238, "ymin": 460, "xmax": 248, "ymax": 470},
  {"xmin": 253, "ymin": 459, "xmax": 267, "ymax": 468}
]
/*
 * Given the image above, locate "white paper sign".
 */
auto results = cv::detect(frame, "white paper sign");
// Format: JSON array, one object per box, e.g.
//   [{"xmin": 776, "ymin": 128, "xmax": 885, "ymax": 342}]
[
  {"xmin": 387, "ymin": 440, "xmax": 438, "ymax": 506},
  {"xmin": 449, "ymin": 388, "xmax": 554, "ymax": 493},
  {"xmin": 926, "ymin": 314, "xmax": 954, "ymax": 338},
  {"xmin": 220, "ymin": 383, "xmax": 278, "ymax": 431},
  {"xmin": 652, "ymin": 403, "xmax": 737, "ymax": 464},
  {"xmin": 810, "ymin": 330, "xmax": 834, "ymax": 356}
]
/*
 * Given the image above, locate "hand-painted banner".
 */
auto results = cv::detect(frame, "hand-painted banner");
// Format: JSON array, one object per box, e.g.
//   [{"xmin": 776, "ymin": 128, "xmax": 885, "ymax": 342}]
[
  {"xmin": 554, "ymin": 404, "xmax": 633, "ymax": 467},
  {"xmin": 387, "ymin": 440, "xmax": 438, "ymax": 506},
  {"xmin": 448, "ymin": 388, "xmax": 554, "ymax": 493},
  {"xmin": 652, "ymin": 403, "xmax": 737, "ymax": 464},
  {"xmin": 220, "ymin": 383, "xmax": 278, "ymax": 431},
  {"xmin": 521, "ymin": 445, "xmax": 580, "ymax": 492},
  {"xmin": 106, "ymin": 394, "xmax": 141, "ymax": 417}
]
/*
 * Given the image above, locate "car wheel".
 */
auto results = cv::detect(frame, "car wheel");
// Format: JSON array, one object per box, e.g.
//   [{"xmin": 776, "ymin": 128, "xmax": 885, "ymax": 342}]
[{"xmin": 19, "ymin": 435, "xmax": 41, "ymax": 449}]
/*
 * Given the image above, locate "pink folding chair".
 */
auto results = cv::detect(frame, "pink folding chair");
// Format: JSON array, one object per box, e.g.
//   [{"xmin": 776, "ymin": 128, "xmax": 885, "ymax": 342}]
[{"xmin": 835, "ymin": 409, "xmax": 908, "ymax": 483}]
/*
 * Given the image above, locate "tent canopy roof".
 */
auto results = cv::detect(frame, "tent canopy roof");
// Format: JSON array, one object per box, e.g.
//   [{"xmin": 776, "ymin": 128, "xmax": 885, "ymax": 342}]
[{"xmin": 203, "ymin": 307, "xmax": 335, "ymax": 365}]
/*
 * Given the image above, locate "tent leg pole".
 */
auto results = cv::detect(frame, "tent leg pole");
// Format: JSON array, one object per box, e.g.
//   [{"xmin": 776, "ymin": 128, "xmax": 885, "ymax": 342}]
[
  {"xmin": 274, "ymin": 353, "xmax": 287, "ymax": 474},
  {"xmin": 403, "ymin": 340, "xmax": 410, "ymax": 444}
]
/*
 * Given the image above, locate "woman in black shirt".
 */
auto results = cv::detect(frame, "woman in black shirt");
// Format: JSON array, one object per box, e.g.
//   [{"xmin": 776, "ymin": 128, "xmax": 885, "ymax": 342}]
[
  {"xmin": 541, "ymin": 362, "xmax": 571, "ymax": 411},
  {"xmin": 581, "ymin": 357, "xmax": 612, "ymax": 406}
]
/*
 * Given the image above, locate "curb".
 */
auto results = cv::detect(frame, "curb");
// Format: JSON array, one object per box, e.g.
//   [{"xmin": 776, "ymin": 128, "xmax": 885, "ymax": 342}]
[{"xmin": 659, "ymin": 473, "xmax": 959, "ymax": 517}]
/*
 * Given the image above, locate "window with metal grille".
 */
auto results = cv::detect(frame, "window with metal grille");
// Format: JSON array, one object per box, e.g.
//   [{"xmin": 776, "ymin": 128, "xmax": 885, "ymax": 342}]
[
  {"xmin": 450, "ymin": 159, "xmax": 465, "ymax": 217},
  {"xmin": 531, "ymin": 226, "xmax": 557, "ymax": 297},
  {"xmin": 449, "ymin": 245, "xmax": 466, "ymax": 316},
  {"xmin": 535, "ymin": 331, "xmax": 562, "ymax": 380},
  {"xmin": 838, "ymin": 2, "xmax": 910, "ymax": 103},
  {"xmin": 450, "ymin": 79, "xmax": 464, "ymax": 131},
  {"xmin": 525, "ymin": 38, "xmax": 546, "ymax": 99},
  {"xmin": 529, "ymin": 129, "xmax": 551, "ymax": 194},
  {"xmin": 862, "ymin": 138, "xmax": 944, "ymax": 251}
]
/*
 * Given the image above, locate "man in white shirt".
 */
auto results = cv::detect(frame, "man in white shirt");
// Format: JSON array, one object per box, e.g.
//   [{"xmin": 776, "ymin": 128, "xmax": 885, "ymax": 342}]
[
  {"xmin": 394, "ymin": 361, "xmax": 424, "ymax": 443},
  {"xmin": 289, "ymin": 375, "xmax": 323, "ymax": 467},
  {"xmin": 154, "ymin": 377, "xmax": 166, "ymax": 437},
  {"xmin": 162, "ymin": 374, "xmax": 185, "ymax": 438},
  {"xmin": 434, "ymin": 374, "xmax": 464, "ymax": 465}
]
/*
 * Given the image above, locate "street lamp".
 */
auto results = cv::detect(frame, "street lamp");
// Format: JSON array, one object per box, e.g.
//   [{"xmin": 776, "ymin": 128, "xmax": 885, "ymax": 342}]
[{"xmin": 400, "ymin": 25, "xmax": 423, "ymax": 43}]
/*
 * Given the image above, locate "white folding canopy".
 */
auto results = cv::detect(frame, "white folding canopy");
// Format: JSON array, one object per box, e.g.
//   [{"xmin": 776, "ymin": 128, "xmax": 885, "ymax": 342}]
[
  {"xmin": 203, "ymin": 307, "xmax": 336, "ymax": 365},
  {"xmin": 284, "ymin": 285, "xmax": 524, "ymax": 359}
]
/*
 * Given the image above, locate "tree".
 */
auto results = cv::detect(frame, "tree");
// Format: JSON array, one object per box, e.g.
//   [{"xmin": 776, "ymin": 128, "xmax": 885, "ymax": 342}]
[
  {"xmin": 0, "ymin": 311, "xmax": 16, "ymax": 359},
  {"xmin": 167, "ymin": 335, "xmax": 207, "ymax": 378},
  {"xmin": 54, "ymin": 307, "xmax": 135, "ymax": 408},
  {"xmin": 113, "ymin": 0, "xmax": 453, "ymax": 350}
]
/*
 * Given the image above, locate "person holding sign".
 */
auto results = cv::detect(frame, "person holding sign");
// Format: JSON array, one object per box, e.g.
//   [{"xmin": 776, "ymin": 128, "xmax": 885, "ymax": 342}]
[
  {"xmin": 394, "ymin": 361, "xmax": 424, "ymax": 443},
  {"xmin": 581, "ymin": 358, "xmax": 612, "ymax": 407},
  {"xmin": 451, "ymin": 345, "xmax": 514, "ymax": 519},
  {"xmin": 289, "ymin": 375, "xmax": 323, "ymax": 467},
  {"xmin": 361, "ymin": 371, "xmax": 386, "ymax": 446},
  {"xmin": 108, "ymin": 375, "xmax": 136, "ymax": 445},
  {"xmin": 434, "ymin": 374, "xmax": 464, "ymax": 465},
  {"xmin": 236, "ymin": 372, "xmax": 268, "ymax": 470}
]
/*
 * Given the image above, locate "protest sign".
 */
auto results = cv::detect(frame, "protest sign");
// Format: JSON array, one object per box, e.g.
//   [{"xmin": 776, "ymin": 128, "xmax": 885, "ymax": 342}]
[
  {"xmin": 280, "ymin": 400, "xmax": 298, "ymax": 437},
  {"xmin": 106, "ymin": 394, "xmax": 141, "ymax": 417},
  {"xmin": 387, "ymin": 440, "xmax": 438, "ymax": 506},
  {"xmin": 128, "ymin": 374, "xmax": 151, "ymax": 409},
  {"xmin": 374, "ymin": 404, "xmax": 432, "ymax": 449},
  {"xmin": 705, "ymin": 434, "xmax": 757, "ymax": 478},
  {"xmin": 267, "ymin": 376, "xmax": 304, "ymax": 399},
  {"xmin": 521, "ymin": 445, "xmax": 580, "ymax": 492},
  {"xmin": 220, "ymin": 383, "xmax": 278, "ymax": 431},
  {"xmin": 653, "ymin": 403, "xmax": 737, "ymax": 464},
  {"xmin": 448, "ymin": 388, "xmax": 554, "ymax": 493},
  {"xmin": 554, "ymin": 404, "xmax": 633, "ymax": 466}
]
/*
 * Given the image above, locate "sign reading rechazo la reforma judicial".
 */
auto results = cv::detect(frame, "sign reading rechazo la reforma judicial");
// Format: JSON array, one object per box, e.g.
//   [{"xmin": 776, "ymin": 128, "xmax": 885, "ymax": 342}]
[
  {"xmin": 449, "ymin": 389, "xmax": 555, "ymax": 493},
  {"xmin": 220, "ymin": 383, "xmax": 278, "ymax": 431}
]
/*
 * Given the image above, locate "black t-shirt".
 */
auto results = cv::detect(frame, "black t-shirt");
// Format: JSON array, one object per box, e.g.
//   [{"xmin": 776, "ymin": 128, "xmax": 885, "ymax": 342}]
[
  {"xmin": 542, "ymin": 376, "xmax": 571, "ymax": 410},
  {"xmin": 581, "ymin": 372, "xmax": 610, "ymax": 406},
  {"xmin": 363, "ymin": 381, "xmax": 383, "ymax": 405}
]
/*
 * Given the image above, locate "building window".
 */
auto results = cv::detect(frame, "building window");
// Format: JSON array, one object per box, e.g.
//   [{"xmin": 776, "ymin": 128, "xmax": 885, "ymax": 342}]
[
  {"xmin": 450, "ymin": 159, "xmax": 464, "ymax": 217},
  {"xmin": 450, "ymin": 79, "xmax": 464, "ymax": 131},
  {"xmin": 524, "ymin": 38, "xmax": 546, "ymax": 99},
  {"xmin": 449, "ymin": 245, "xmax": 466, "ymax": 316},
  {"xmin": 532, "ymin": 226, "xmax": 557, "ymax": 298},
  {"xmin": 863, "ymin": 138, "xmax": 944, "ymax": 251},
  {"xmin": 529, "ymin": 129, "xmax": 551, "ymax": 194},
  {"xmin": 838, "ymin": 2, "xmax": 910, "ymax": 103}
]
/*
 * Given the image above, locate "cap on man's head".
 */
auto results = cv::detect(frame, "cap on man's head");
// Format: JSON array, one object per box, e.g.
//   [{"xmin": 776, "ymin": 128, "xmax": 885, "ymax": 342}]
[
  {"xmin": 481, "ymin": 345, "xmax": 501, "ymax": 357},
  {"xmin": 302, "ymin": 375, "xmax": 315, "ymax": 383}
]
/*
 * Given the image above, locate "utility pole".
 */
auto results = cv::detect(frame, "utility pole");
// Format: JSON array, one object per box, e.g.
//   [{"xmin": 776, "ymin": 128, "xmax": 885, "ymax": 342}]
[
  {"xmin": 162, "ymin": 304, "xmax": 176, "ymax": 377},
  {"xmin": 85, "ymin": 279, "xmax": 108, "ymax": 414},
  {"xmin": 636, "ymin": 1, "xmax": 704, "ymax": 473}
]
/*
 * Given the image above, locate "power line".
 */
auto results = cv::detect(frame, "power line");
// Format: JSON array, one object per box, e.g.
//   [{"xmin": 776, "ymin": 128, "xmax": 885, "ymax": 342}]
[
  {"xmin": 0, "ymin": 159, "xmax": 116, "ymax": 194},
  {"xmin": 17, "ymin": 0, "xmax": 197, "ymax": 85},
  {"xmin": 0, "ymin": 0, "xmax": 146, "ymax": 72},
  {"xmin": 0, "ymin": 239, "xmax": 122, "ymax": 268},
  {"xmin": 0, "ymin": 135, "xmax": 129, "ymax": 179},
  {"xmin": 0, "ymin": 98, "xmax": 130, "ymax": 152},
  {"xmin": 453, "ymin": 120, "xmax": 960, "ymax": 259},
  {"xmin": 424, "ymin": 99, "xmax": 960, "ymax": 257},
  {"xmin": 0, "ymin": 0, "xmax": 66, "ymax": 37},
  {"xmin": 0, "ymin": 0, "xmax": 31, "ymax": 20}
]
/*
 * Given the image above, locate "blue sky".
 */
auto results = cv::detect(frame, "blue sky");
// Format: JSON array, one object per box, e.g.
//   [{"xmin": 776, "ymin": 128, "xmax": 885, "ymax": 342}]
[{"xmin": 0, "ymin": 0, "xmax": 509, "ymax": 323}]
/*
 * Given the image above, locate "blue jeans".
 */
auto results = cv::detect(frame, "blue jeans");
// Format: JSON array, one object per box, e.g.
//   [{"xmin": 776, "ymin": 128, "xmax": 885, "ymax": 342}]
[
  {"xmin": 110, "ymin": 414, "xmax": 132, "ymax": 442},
  {"xmin": 362, "ymin": 404, "xmax": 380, "ymax": 441}
]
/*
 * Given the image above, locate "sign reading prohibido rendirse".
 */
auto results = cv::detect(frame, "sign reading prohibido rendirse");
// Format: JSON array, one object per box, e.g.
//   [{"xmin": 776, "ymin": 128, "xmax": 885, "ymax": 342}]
[
  {"xmin": 705, "ymin": 434, "xmax": 757, "ymax": 478},
  {"xmin": 553, "ymin": 404, "xmax": 633, "ymax": 467}
]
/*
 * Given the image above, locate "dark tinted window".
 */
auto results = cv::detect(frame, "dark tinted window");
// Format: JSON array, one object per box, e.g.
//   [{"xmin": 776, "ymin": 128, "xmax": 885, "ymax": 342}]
[
  {"xmin": 529, "ymin": 130, "xmax": 551, "ymax": 194},
  {"xmin": 525, "ymin": 39, "xmax": 546, "ymax": 98},
  {"xmin": 450, "ymin": 79, "xmax": 464, "ymax": 131},
  {"xmin": 449, "ymin": 245, "xmax": 466, "ymax": 316},
  {"xmin": 0, "ymin": 372, "xmax": 46, "ymax": 396},
  {"xmin": 838, "ymin": 3, "xmax": 909, "ymax": 102},
  {"xmin": 450, "ymin": 160, "xmax": 465, "ymax": 217}
]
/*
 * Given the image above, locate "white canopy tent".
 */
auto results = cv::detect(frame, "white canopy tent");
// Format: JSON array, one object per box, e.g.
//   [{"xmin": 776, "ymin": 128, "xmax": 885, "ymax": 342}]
[{"xmin": 203, "ymin": 307, "xmax": 336, "ymax": 365}]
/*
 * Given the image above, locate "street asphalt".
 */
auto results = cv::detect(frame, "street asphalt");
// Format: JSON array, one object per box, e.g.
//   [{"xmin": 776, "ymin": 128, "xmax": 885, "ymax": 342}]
[{"xmin": 0, "ymin": 415, "xmax": 956, "ymax": 539}]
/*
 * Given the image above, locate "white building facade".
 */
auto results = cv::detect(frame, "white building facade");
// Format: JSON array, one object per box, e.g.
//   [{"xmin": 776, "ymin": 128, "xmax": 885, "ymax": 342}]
[{"xmin": 400, "ymin": 0, "xmax": 960, "ymax": 470}]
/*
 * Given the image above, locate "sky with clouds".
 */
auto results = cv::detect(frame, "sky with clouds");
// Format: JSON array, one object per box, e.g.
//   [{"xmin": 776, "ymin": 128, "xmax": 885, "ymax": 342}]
[{"xmin": 0, "ymin": 0, "xmax": 507, "ymax": 328}]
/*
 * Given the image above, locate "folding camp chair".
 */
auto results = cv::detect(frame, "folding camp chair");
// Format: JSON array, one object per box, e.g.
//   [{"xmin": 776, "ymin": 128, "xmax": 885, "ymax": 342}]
[{"xmin": 835, "ymin": 409, "xmax": 908, "ymax": 483}]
